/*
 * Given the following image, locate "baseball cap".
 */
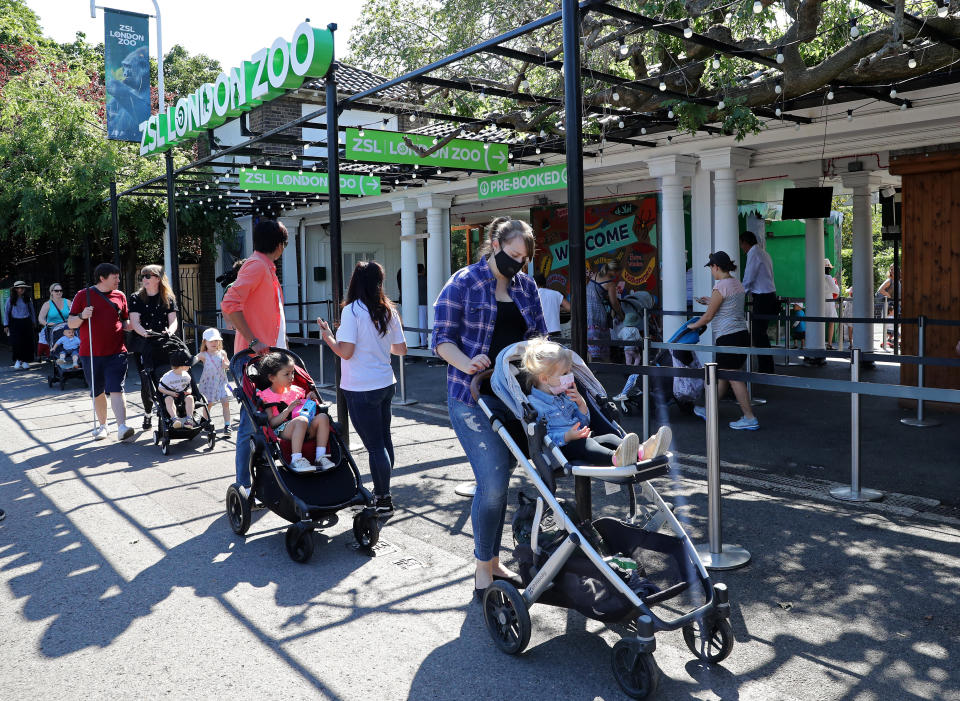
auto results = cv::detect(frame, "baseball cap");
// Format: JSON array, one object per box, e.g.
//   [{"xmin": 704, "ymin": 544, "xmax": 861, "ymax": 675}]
[
  {"xmin": 704, "ymin": 251, "xmax": 734, "ymax": 269},
  {"xmin": 202, "ymin": 328, "xmax": 223, "ymax": 343},
  {"xmin": 823, "ymin": 258, "xmax": 833, "ymax": 269}
]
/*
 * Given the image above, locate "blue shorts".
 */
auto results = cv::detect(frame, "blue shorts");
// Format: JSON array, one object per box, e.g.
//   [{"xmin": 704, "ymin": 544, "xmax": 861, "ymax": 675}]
[{"xmin": 80, "ymin": 353, "xmax": 128, "ymax": 396}]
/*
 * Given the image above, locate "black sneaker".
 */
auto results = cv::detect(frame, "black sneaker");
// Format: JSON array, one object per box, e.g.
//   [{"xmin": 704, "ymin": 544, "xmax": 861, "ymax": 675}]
[
  {"xmin": 142, "ymin": 416, "xmax": 152, "ymax": 430},
  {"xmin": 374, "ymin": 495, "xmax": 394, "ymax": 516},
  {"xmin": 0, "ymin": 508, "xmax": 5, "ymax": 522}
]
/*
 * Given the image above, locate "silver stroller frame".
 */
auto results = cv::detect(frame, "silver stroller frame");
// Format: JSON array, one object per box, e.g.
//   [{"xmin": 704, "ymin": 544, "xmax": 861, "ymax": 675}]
[{"xmin": 476, "ymin": 341, "xmax": 733, "ymax": 699}]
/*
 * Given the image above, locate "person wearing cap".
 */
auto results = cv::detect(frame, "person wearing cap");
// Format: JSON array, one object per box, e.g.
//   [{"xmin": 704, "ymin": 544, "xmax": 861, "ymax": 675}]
[
  {"xmin": 823, "ymin": 258, "xmax": 841, "ymax": 349},
  {"xmin": 129, "ymin": 264, "xmax": 179, "ymax": 430},
  {"xmin": 689, "ymin": 251, "xmax": 759, "ymax": 430},
  {"xmin": 4, "ymin": 281, "xmax": 36, "ymax": 369},
  {"xmin": 739, "ymin": 232, "xmax": 777, "ymax": 373},
  {"xmin": 196, "ymin": 327, "xmax": 233, "ymax": 435}
]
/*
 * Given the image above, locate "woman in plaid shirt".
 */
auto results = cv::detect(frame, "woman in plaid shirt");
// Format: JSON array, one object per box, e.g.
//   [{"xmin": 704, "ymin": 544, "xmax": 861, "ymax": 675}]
[{"xmin": 432, "ymin": 217, "xmax": 546, "ymax": 598}]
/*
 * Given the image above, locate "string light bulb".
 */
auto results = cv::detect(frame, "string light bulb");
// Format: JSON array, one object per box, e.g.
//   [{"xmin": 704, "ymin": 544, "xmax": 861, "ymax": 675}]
[
  {"xmin": 849, "ymin": 17, "xmax": 860, "ymax": 39},
  {"xmin": 889, "ymin": 87, "xmax": 897, "ymax": 98},
  {"xmin": 683, "ymin": 21, "xmax": 693, "ymax": 39},
  {"xmin": 618, "ymin": 119, "xmax": 625, "ymax": 128},
  {"xmin": 265, "ymin": 160, "xmax": 270, "ymax": 166},
  {"xmin": 775, "ymin": 80, "xmax": 782, "ymax": 94},
  {"xmin": 775, "ymin": 107, "xmax": 782, "ymax": 117},
  {"xmin": 712, "ymin": 57, "xmax": 721, "ymax": 69},
  {"xmin": 520, "ymin": 73, "xmax": 530, "ymax": 90},
  {"xmin": 667, "ymin": 109, "xmax": 674, "ymax": 118},
  {"xmin": 753, "ymin": 0, "xmax": 763, "ymax": 13},
  {"xmin": 409, "ymin": 114, "xmax": 416, "ymax": 122},
  {"xmin": 358, "ymin": 128, "xmax": 365, "ymax": 137},
  {"xmin": 641, "ymin": 127, "xmax": 647, "ymax": 134},
  {"xmin": 900, "ymin": 102, "xmax": 908, "ymax": 111},
  {"xmin": 717, "ymin": 98, "xmax": 725, "ymax": 110},
  {"xmin": 937, "ymin": 0, "xmax": 949, "ymax": 17},
  {"xmin": 776, "ymin": 46, "xmax": 784, "ymax": 64},
  {"xmin": 291, "ymin": 153, "xmax": 297, "ymax": 160},
  {"xmin": 618, "ymin": 37, "xmax": 628, "ymax": 56},
  {"xmin": 826, "ymin": 89, "xmax": 834, "ymax": 100},
  {"xmin": 659, "ymin": 80, "xmax": 667, "ymax": 91},
  {"xmin": 612, "ymin": 91, "xmax": 620, "ymax": 101},
  {"xmin": 847, "ymin": 110, "xmax": 853, "ymax": 122},
  {"xmin": 908, "ymin": 52, "xmax": 917, "ymax": 69}
]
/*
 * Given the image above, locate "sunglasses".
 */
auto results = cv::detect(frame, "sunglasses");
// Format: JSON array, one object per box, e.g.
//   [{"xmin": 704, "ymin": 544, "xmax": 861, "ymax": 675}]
[
  {"xmin": 52, "ymin": 289, "xmax": 63, "ymax": 292},
  {"xmin": 141, "ymin": 273, "xmax": 158, "ymax": 279}
]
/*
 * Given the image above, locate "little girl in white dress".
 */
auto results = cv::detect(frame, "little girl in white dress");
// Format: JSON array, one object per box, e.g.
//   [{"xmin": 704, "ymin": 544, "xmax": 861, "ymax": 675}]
[{"xmin": 196, "ymin": 328, "xmax": 233, "ymax": 435}]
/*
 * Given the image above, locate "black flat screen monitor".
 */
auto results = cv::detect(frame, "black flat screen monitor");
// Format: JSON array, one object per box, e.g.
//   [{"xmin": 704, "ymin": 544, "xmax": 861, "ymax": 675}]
[{"xmin": 781, "ymin": 187, "xmax": 833, "ymax": 219}]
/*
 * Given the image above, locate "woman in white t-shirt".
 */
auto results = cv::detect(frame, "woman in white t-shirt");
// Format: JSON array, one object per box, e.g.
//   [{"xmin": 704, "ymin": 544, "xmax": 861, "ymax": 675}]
[
  {"xmin": 534, "ymin": 273, "xmax": 571, "ymax": 337},
  {"xmin": 318, "ymin": 262, "xmax": 408, "ymax": 515}
]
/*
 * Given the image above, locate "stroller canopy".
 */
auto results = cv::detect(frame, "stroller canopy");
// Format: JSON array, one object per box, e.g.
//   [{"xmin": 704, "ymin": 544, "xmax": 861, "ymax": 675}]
[{"xmin": 490, "ymin": 342, "xmax": 608, "ymax": 420}]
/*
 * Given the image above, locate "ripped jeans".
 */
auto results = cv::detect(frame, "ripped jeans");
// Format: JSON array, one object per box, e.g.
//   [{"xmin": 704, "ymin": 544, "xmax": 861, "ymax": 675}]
[{"xmin": 448, "ymin": 398, "xmax": 517, "ymax": 562}]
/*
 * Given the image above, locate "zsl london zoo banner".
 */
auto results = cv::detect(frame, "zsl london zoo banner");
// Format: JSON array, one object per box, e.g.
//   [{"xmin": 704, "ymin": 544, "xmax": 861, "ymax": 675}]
[
  {"xmin": 104, "ymin": 9, "xmax": 151, "ymax": 142},
  {"xmin": 532, "ymin": 197, "xmax": 660, "ymax": 298}
]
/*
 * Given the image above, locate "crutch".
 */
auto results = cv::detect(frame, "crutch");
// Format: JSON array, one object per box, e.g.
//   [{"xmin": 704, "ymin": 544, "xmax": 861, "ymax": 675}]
[{"xmin": 85, "ymin": 288, "xmax": 98, "ymax": 432}]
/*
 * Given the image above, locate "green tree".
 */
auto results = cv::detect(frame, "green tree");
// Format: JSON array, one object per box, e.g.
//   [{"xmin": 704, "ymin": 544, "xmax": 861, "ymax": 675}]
[{"xmin": 160, "ymin": 43, "xmax": 222, "ymax": 100}]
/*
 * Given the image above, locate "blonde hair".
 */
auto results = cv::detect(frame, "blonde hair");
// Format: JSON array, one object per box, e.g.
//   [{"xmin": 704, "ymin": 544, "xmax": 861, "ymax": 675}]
[
  {"xmin": 199, "ymin": 337, "xmax": 222, "ymax": 354},
  {"xmin": 522, "ymin": 337, "xmax": 573, "ymax": 387},
  {"xmin": 135, "ymin": 264, "xmax": 176, "ymax": 309}
]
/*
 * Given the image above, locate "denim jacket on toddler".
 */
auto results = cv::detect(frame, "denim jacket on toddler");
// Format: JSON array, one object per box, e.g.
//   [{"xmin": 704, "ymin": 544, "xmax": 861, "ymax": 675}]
[{"xmin": 527, "ymin": 386, "xmax": 590, "ymax": 447}]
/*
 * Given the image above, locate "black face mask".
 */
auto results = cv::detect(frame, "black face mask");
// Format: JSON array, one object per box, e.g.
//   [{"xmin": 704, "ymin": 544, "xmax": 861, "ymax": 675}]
[{"xmin": 494, "ymin": 249, "xmax": 523, "ymax": 280}]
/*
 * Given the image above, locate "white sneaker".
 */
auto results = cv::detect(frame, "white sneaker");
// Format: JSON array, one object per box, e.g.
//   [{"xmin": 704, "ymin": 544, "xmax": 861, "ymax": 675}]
[
  {"xmin": 117, "ymin": 425, "xmax": 134, "ymax": 441},
  {"xmin": 613, "ymin": 433, "xmax": 640, "ymax": 467},
  {"xmin": 640, "ymin": 426, "xmax": 673, "ymax": 461},
  {"xmin": 92, "ymin": 425, "xmax": 109, "ymax": 440},
  {"xmin": 316, "ymin": 456, "xmax": 336, "ymax": 472},
  {"xmin": 290, "ymin": 456, "xmax": 314, "ymax": 472}
]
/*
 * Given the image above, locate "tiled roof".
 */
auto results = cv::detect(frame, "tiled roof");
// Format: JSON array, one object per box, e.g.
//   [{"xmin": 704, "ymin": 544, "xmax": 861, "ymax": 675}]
[{"xmin": 303, "ymin": 62, "xmax": 416, "ymax": 102}]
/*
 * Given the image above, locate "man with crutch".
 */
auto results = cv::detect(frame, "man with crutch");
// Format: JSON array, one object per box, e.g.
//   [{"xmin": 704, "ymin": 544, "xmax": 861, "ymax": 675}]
[{"xmin": 68, "ymin": 263, "xmax": 135, "ymax": 441}]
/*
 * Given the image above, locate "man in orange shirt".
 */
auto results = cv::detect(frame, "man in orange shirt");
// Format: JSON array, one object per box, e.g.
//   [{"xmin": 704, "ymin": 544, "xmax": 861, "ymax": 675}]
[{"xmin": 221, "ymin": 219, "xmax": 289, "ymax": 493}]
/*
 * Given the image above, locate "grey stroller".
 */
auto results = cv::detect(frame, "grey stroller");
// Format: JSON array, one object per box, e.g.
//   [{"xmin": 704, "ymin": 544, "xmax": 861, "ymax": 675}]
[{"xmin": 475, "ymin": 341, "xmax": 734, "ymax": 699}]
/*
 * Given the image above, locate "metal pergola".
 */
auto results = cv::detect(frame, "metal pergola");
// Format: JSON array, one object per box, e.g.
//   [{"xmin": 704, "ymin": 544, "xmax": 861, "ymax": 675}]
[{"xmin": 111, "ymin": 0, "xmax": 960, "ymax": 430}]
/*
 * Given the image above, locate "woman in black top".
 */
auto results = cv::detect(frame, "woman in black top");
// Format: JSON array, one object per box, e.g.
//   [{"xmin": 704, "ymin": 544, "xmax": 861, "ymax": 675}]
[{"xmin": 128, "ymin": 265, "xmax": 179, "ymax": 429}]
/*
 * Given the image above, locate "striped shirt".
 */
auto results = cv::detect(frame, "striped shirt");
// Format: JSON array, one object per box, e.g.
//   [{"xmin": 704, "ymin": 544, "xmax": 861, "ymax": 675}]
[{"xmin": 431, "ymin": 258, "xmax": 546, "ymax": 405}]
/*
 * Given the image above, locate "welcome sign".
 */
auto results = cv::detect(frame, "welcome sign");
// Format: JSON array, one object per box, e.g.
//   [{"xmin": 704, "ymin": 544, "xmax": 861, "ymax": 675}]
[
  {"xmin": 549, "ymin": 216, "xmax": 639, "ymax": 269},
  {"xmin": 139, "ymin": 22, "xmax": 333, "ymax": 157},
  {"xmin": 238, "ymin": 169, "xmax": 381, "ymax": 196}
]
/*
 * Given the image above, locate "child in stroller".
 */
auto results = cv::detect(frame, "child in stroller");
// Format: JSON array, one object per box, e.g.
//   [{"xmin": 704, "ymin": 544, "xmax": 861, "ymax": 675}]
[
  {"xmin": 523, "ymin": 338, "xmax": 671, "ymax": 467},
  {"xmin": 157, "ymin": 349, "xmax": 198, "ymax": 429},
  {"xmin": 52, "ymin": 326, "xmax": 81, "ymax": 368},
  {"xmin": 256, "ymin": 352, "xmax": 335, "ymax": 473}
]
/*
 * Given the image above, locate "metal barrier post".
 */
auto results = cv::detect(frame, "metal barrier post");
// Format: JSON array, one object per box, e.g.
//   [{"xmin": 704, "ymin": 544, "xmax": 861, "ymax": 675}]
[
  {"xmin": 831, "ymin": 348, "xmax": 883, "ymax": 502},
  {"xmin": 901, "ymin": 315, "xmax": 939, "ymax": 427},
  {"xmin": 392, "ymin": 352, "xmax": 417, "ymax": 406},
  {"xmin": 695, "ymin": 362, "xmax": 751, "ymax": 570},
  {"xmin": 316, "ymin": 343, "xmax": 334, "ymax": 389},
  {"xmin": 641, "ymin": 308, "xmax": 650, "ymax": 440}
]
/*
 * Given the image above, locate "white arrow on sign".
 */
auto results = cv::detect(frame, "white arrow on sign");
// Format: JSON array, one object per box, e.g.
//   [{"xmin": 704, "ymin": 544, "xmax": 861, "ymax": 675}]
[{"xmin": 493, "ymin": 151, "xmax": 507, "ymax": 165}]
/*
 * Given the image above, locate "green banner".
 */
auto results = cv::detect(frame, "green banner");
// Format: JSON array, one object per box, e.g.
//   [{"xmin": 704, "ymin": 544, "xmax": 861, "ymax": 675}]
[
  {"xmin": 237, "ymin": 169, "xmax": 381, "ymax": 196},
  {"xmin": 550, "ymin": 216, "xmax": 638, "ymax": 269},
  {"xmin": 104, "ymin": 9, "xmax": 151, "ymax": 142},
  {"xmin": 345, "ymin": 128, "xmax": 508, "ymax": 172},
  {"xmin": 478, "ymin": 164, "xmax": 566, "ymax": 200}
]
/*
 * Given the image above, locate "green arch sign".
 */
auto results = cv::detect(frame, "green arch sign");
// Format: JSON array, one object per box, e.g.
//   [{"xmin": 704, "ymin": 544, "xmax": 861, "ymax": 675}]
[{"xmin": 139, "ymin": 21, "xmax": 333, "ymax": 157}]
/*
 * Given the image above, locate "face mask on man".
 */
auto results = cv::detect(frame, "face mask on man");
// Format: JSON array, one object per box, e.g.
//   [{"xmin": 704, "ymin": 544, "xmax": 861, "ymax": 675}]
[{"xmin": 494, "ymin": 249, "xmax": 524, "ymax": 280}]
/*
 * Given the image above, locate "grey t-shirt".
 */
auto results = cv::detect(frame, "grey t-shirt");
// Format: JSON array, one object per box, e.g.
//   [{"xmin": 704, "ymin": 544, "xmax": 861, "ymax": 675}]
[{"xmin": 712, "ymin": 277, "xmax": 748, "ymax": 338}]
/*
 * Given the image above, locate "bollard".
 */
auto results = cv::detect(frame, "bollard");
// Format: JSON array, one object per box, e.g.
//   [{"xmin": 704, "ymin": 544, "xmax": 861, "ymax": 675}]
[
  {"xmin": 392, "ymin": 352, "xmax": 417, "ymax": 406},
  {"xmin": 831, "ymin": 348, "xmax": 883, "ymax": 502},
  {"xmin": 901, "ymin": 315, "xmax": 939, "ymax": 427},
  {"xmin": 695, "ymin": 363, "xmax": 752, "ymax": 571},
  {"xmin": 641, "ymin": 308, "xmax": 650, "ymax": 440},
  {"xmin": 316, "ymin": 342, "xmax": 334, "ymax": 389}
]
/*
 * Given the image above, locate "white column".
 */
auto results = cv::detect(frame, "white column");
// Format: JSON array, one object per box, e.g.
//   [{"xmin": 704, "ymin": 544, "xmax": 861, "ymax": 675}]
[
  {"xmin": 418, "ymin": 194, "xmax": 453, "ymax": 328},
  {"xmin": 392, "ymin": 198, "xmax": 421, "ymax": 346},
  {"xmin": 690, "ymin": 165, "xmax": 714, "ymax": 361},
  {"xmin": 442, "ymin": 207, "xmax": 452, "ymax": 282},
  {"xmin": 700, "ymin": 148, "xmax": 753, "ymax": 279},
  {"xmin": 646, "ymin": 155, "xmax": 697, "ymax": 340},
  {"xmin": 297, "ymin": 218, "xmax": 308, "ymax": 335},
  {"xmin": 795, "ymin": 177, "xmax": 826, "ymax": 350},
  {"xmin": 842, "ymin": 172, "xmax": 879, "ymax": 352}
]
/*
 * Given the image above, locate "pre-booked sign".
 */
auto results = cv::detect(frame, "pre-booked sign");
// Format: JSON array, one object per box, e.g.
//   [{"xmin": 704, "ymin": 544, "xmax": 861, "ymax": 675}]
[
  {"xmin": 477, "ymin": 164, "xmax": 566, "ymax": 199},
  {"xmin": 345, "ymin": 128, "xmax": 508, "ymax": 172},
  {"xmin": 549, "ymin": 215, "xmax": 639, "ymax": 269},
  {"xmin": 237, "ymin": 169, "xmax": 381, "ymax": 196}
]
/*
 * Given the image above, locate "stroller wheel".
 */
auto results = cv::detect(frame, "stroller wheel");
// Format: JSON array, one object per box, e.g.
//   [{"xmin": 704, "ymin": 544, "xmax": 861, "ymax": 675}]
[
  {"xmin": 611, "ymin": 641, "xmax": 660, "ymax": 699},
  {"xmin": 682, "ymin": 618, "xmax": 734, "ymax": 664},
  {"xmin": 285, "ymin": 522, "xmax": 314, "ymax": 563},
  {"xmin": 153, "ymin": 430, "xmax": 160, "ymax": 446},
  {"xmin": 60, "ymin": 378, "xmax": 66, "ymax": 390},
  {"xmin": 225, "ymin": 484, "xmax": 252, "ymax": 535},
  {"xmin": 482, "ymin": 581, "xmax": 531, "ymax": 655},
  {"xmin": 48, "ymin": 377, "xmax": 54, "ymax": 388},
  {"xmin": 207, "ymin": 431, "xmax": 216, "ymax": 450},
  {"xmin": 352, "ymin": 510, "xmax": 380, "ymax": 549},
  {"xmin": 160, "ymin": 437, "xmax": 170, "ymax": 455}
]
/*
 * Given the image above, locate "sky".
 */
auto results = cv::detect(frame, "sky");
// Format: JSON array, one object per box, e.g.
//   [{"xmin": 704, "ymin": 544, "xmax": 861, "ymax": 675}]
[{"xmin": 25, "ymin": 0, "xmax": 365, "ymax": 71}]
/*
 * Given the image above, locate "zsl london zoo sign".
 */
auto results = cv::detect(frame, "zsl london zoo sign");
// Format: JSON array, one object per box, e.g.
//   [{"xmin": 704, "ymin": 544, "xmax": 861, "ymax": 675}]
[
  {"xmin": 138, "ymin": 22, "xmax": 333, "ymax": 156},
  {"xmin": 345, "ymin": 128, "xmax": 509, "ymax": 172},
  {"xmin": 238, "ymin": 169, "xmax": 381, "ymax": 196}
]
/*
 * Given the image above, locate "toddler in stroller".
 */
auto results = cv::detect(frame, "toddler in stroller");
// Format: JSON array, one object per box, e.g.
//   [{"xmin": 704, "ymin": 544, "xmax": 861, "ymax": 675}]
[
  {"xmin": 52, "ymin": 327, "xmax": 81, "ymax": 368},
  {"xmin": 45, "ymin": 323, "xmax": 86, "ymax": 390},
  {"xmin": 147, "ymin": 334, "xmax": 216, "ymax": 455},
  {"xmin": 256, "ymin": 352, "xmax": 335, "ymax": 473},
  {"xmin": 157, "ymin": 350, "xmax": 198, "ymax": 429},
  {"xmin": 523, "ymin": 338, "xmax": 671, "ymax": 467}
]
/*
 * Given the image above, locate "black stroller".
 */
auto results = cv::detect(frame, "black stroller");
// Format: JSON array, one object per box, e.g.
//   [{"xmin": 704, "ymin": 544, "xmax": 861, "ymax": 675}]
[
  {"xmin": 226, "ymin": 348, "xmax": 379, "ymax": 563},
  {"xmin": 478, "ymin": 342, "xmax": 734, "ymax": 699},
  {"xmin": 45, "ymin": 323, "xmax": 86, "ymax": 390},
  {"xmin": 142, "ymin": 333, "xmax": 217, "ymax": 455},
  {"xmin": 615, "ymin": 318, "xmax": 704, "ymax": 417}
]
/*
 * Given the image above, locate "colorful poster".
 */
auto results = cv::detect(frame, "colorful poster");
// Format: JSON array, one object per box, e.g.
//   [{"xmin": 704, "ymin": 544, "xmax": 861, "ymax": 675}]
[
  {"xmin": 104, "ymin": 9, "xmax": 151, "ymax": 142},
  {"xmin": 531, "ymin": 197, "xmax": 659, "ymax": 297}
]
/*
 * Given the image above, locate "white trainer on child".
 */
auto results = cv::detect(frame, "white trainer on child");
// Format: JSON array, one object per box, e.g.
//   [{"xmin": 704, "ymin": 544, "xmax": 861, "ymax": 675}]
[
  {"xmin": 290, "ymin": 456, "xmax": 314, "ymax": 472},
  {"xmin": 316, "ymin": 456, "xmax": 336, "ymax": 472},
  {"xmin": 613, "ymin": 433, "xmax": 640, "ymax": 467},
  {"xmin": 640, "ymin": 426, "xmax": 673, "ymax": 461}
]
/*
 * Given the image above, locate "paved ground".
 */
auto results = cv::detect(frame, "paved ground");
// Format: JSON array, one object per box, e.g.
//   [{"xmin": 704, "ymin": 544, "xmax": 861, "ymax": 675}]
[{"xmin": 2, "ymin": 350, "xmax": 959, "ymax": 700}]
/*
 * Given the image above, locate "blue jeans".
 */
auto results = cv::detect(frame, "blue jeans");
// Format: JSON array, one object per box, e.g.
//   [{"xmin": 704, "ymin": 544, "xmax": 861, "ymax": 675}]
[
  {"xmin": 235, "ymin": 403, "xmax": 255, "ymax": 488},
  {"xmin": 448, "ymin": 398, "xmax": 516, "ymax": 562},
  {"xmin": 343, "ymin": 384, "xmax": 396, "ymax": 497}
]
